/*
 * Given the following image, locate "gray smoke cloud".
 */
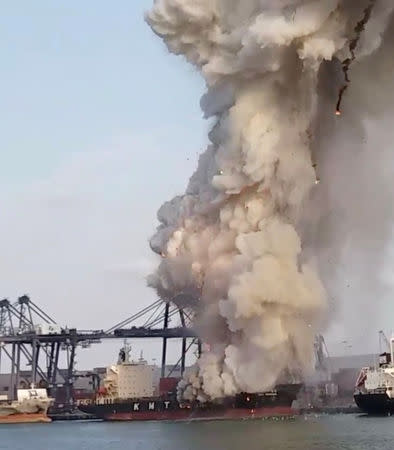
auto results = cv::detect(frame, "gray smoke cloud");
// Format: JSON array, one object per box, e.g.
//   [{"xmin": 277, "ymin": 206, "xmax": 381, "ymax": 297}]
[
  {"xmin": 146, "ymin": 0, "xmax": 394, "ymax": 401},
  {"xmin": 303, "ymin": 11, "xmax": 394, "ymax": 350}
]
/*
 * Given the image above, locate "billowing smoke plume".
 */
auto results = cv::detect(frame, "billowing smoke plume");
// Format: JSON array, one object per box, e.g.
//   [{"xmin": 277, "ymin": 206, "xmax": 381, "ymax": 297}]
[{"xmin": 146, "ymin": 0, "xmax": 394, "ymax": 400}]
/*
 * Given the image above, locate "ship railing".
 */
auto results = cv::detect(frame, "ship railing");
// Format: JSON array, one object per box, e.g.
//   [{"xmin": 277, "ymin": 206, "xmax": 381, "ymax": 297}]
[
  {"xmin": 363, "ymin": 388, "xmax": 387, "ymax": 394},
  {"xmin": 0, "ymin": 325, "xmax": 35, "ymax": 336},
  {"xmin": 75, "ymin": 330, "xmax": 104, "ymax": 338}
]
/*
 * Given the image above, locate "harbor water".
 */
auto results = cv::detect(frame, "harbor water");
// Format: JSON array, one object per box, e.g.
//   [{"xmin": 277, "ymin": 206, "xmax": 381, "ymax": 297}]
[{"xmin": 1, "ymin": 414, "xmax": 394, "ymax": 450}]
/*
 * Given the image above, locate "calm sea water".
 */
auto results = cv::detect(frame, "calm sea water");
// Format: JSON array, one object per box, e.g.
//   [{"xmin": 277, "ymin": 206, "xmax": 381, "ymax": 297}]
[{"xmin": 0, "ymin": 415, "xmax": 393, "ymax": 450}]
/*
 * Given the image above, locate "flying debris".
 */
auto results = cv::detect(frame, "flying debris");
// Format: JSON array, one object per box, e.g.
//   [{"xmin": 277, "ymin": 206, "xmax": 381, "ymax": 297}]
[
  {"xmin": 312, "ymin": 162, "xmax": 320, "ymax": 184},
  {"xmin": 335, "ymin": 86, "xmax": 348, "ymax": 115},
  {"xmin": 283, "ymin": 6, "xmax": 296, "ymax": 23},
  {"xmin": 335, "ymin": 0, "xmax": 378, "ymax": 115}
]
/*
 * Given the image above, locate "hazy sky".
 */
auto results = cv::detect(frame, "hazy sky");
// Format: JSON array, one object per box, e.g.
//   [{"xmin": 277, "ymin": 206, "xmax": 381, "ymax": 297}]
[
  {"xmin": 1, "ymin": 2, "xmax": 393, "ymax": 371},
  {"xmin": 0, "ymin": 0, "xmax": 208, "ymax": 368}
]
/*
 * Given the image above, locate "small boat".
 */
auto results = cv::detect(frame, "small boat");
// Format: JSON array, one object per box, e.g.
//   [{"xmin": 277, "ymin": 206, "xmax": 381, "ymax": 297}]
[{"xmin": 0, "ymin": 388, "xmax": 53, "ymax": 424}]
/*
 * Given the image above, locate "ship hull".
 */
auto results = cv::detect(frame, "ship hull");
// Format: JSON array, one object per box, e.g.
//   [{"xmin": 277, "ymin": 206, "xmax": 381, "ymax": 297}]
[
  {"xmin": 354, "ymin": 392, "xmax": 394, "ymax": 415},
  {"xmin": 0, "ymin": 413, "xmax": 51, "ymax": 424},
  {"xmin": 79, "ymin": 384, "xmax": 301, "ymax": 422}
]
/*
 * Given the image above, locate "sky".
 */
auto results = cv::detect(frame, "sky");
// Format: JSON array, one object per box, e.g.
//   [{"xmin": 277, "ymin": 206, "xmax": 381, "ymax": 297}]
[
  {"xmin": 0, "ymin": 0, "xmax": 208, "ymax": 369},
  {"xmin": 1, "ymin": 2, "xmax": 393, "ymax": 372}
]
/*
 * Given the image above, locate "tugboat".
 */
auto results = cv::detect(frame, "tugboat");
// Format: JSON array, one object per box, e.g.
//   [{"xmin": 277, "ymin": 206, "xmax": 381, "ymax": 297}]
[
  {"xmin": 354, "ymin": 335, "xmax": 394, "ymax": 415},
  {"xmin": 0, "ymin": 388, "xmax": 53, "ymax": 424},
  {"xmin": 78, "ymin": 343, "xmax": 302, "ymax": 422}
]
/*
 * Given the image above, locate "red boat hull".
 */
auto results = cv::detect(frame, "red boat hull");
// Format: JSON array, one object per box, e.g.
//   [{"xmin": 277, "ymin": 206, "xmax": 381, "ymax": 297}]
[{"xmin": 0, "ymin": 413, "xmax": 51, "ymax": 424}]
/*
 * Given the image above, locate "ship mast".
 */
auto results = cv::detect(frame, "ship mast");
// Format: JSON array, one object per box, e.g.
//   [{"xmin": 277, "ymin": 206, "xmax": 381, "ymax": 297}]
[{"xmin": 118, "ymin": 340, "xmax": 131, "ymax": 364}]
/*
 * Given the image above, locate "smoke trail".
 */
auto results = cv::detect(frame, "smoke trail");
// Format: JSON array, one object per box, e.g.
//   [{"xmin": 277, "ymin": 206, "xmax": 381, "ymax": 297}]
[
  {"xmin": 335, "ymin": 0, "xmax": 378, "ymax": 115},
  {"xmin": 146, "ymin": 0, "xmax": 394, "ymax": 400}
]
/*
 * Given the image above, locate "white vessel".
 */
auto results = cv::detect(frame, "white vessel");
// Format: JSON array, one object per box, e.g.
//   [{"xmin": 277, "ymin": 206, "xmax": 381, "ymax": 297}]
[
  {"xmin": 0, "ymin": 389, "xmax": 53, "ymax": 423},
  {"xmin": 354, "ymin": 336, "xmax": 394, "ymax": 414}
]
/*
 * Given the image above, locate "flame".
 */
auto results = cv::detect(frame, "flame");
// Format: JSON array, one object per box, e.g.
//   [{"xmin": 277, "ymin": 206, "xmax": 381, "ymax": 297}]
[{"xmin": 335, "ymin": 110, "xmax": 341, "ymax": 116}]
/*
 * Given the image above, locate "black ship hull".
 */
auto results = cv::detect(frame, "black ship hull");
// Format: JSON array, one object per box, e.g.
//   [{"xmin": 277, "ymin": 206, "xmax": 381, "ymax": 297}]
[
  {"xmin": 78, "ymin": 384, "xmax": 302, "ymax": 422},
  {"xmin": 354, "ymin": 392, "xmax": 394, "ymax": 415}
]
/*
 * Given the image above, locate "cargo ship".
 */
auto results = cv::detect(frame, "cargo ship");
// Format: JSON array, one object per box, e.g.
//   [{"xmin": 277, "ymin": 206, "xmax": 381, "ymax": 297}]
[
  {"xmin": 0, "ymin": 388, "xmax": 53, "ymax": 424},
  {"xmin": 78, "ymin": 343, "xmax": 301, "ymax": 422},
  {"xmin": 354, "ymin": 335, "xmax": 394, "ymax": 415}
]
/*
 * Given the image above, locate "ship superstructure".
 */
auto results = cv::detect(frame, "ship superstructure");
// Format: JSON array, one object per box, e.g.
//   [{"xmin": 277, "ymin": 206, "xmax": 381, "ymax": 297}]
[{"xmin": 98, "ymin": 342, "xmax": 158, "ymax": 401}]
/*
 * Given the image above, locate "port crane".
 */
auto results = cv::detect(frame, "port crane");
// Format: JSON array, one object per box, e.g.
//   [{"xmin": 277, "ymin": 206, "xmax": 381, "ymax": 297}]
[{"xmin": 0, "ymin": 295, "xmax": 199, "ymax": 410}]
